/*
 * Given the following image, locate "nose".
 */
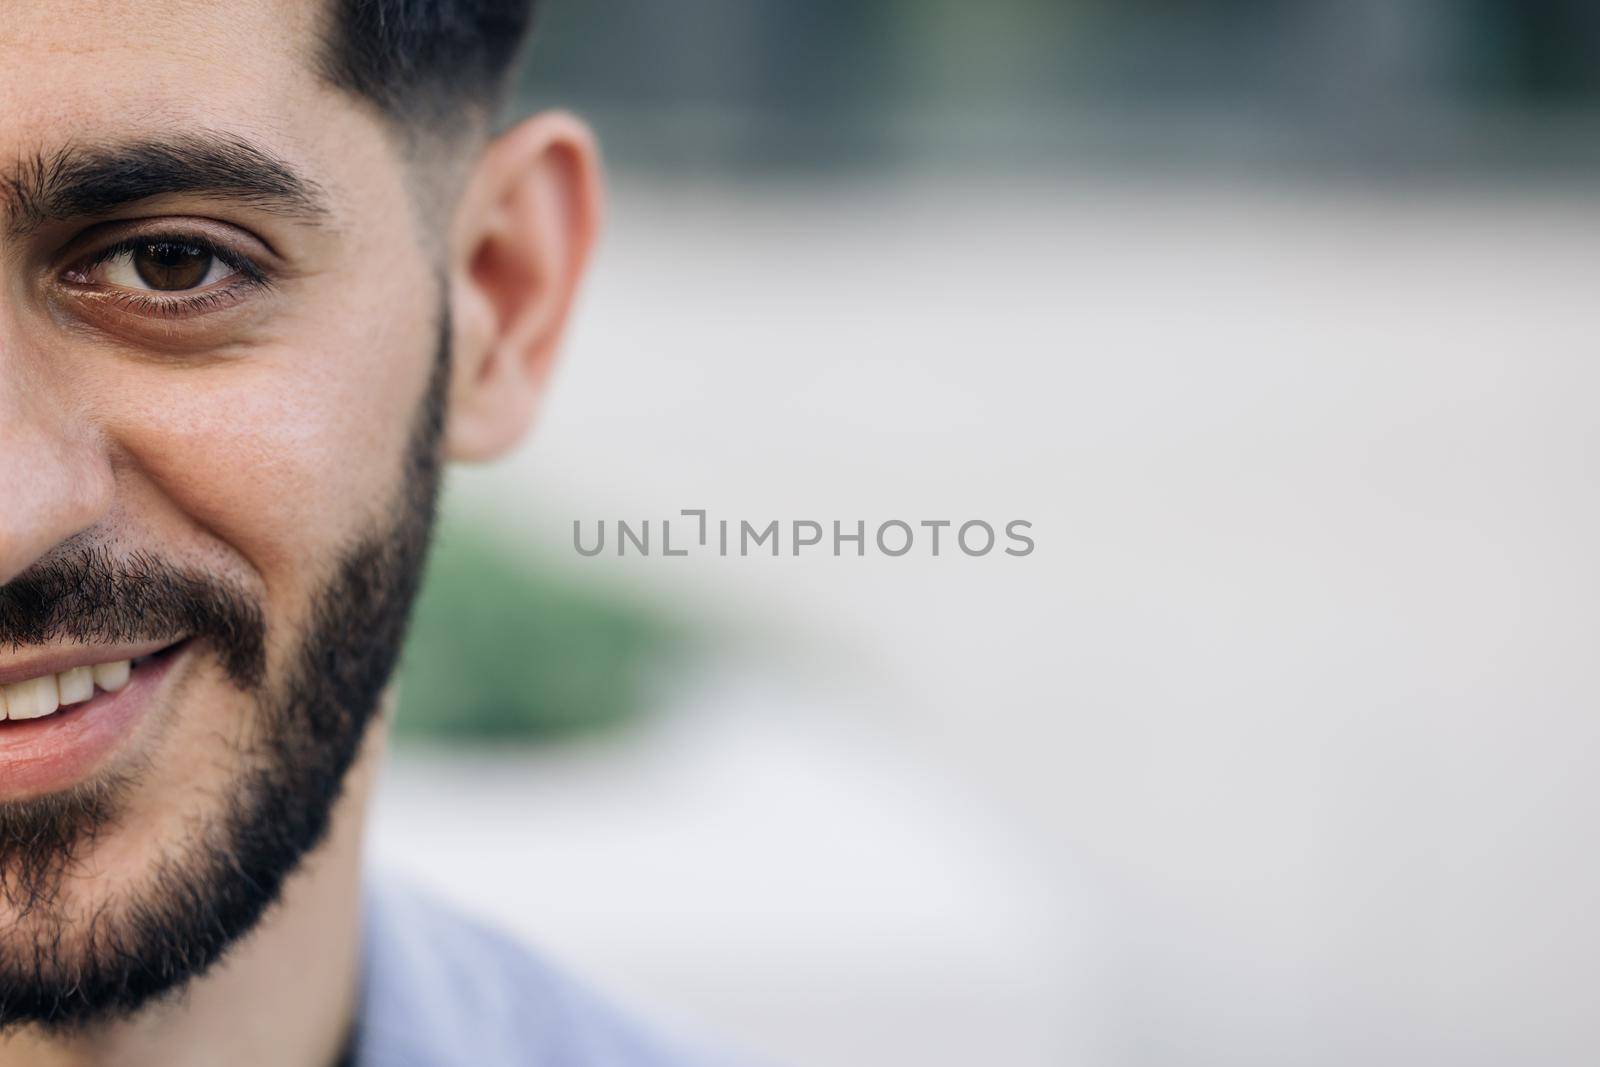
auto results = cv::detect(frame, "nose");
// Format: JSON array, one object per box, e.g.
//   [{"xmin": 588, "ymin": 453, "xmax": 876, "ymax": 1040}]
[{"xmin": 0, "ymin": 377, "xmax": 115, "ymax": 586}]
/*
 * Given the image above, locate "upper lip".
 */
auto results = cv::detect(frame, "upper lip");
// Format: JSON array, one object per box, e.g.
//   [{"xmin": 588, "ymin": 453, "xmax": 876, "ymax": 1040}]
[{"xmin": 0, "ymin": 638, "xmax": 185, "ymax": 688}]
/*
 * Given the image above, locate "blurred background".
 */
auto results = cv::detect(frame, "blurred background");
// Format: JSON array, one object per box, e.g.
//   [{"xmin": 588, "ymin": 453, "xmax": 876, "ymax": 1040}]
[{"xmin": 369, "ymin": 3, "xmax": 1600, "ymax": 1065}]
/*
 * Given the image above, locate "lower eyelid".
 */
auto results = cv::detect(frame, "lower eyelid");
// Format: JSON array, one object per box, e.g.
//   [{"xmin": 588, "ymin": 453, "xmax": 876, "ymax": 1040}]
[{"xmin": 70, "ymin": 275, "xmax": 268, "ymax": 322}]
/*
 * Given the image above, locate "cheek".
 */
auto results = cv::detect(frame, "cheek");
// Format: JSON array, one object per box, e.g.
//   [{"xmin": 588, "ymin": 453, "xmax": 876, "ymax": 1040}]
[{"xmin": 103, "ymin": 331, "xmax": 433, "ymax": 594}]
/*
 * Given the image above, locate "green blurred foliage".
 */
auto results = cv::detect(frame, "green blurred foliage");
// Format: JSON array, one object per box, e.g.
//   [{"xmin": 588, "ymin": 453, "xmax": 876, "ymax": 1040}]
[
  {"xmin": 512, "ymin": 0, "xmax": 1600, "ymax": 175},
  {"xmin": 519, "ymin": 0, "xmax": 1600, "ymax": 114},
  {"xmin": 395, "ymin": 521, "xmax": 683, "ymax": 743}
]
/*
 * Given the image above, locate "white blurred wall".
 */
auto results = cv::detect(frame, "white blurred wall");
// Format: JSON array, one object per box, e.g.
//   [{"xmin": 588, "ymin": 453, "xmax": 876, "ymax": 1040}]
[{"xmin": 378, "ymin": 173, "xmax": 1600, "ymax": 1066}]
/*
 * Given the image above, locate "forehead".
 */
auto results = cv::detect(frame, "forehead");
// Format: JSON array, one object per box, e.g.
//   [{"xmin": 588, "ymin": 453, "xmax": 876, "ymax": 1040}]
[
  {"xmin": 3, "ymin": 0, "xmax": 323, "ymax": 119},
  {"xmin": 0, "ymin": 0, "xmax": 374, "ymax": 202}
]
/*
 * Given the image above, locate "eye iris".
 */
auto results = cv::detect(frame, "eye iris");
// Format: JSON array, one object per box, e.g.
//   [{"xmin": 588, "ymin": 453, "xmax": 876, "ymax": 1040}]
[{"xmin": 132, "ymin": 242, "xmax": 211, "ymax": 291}]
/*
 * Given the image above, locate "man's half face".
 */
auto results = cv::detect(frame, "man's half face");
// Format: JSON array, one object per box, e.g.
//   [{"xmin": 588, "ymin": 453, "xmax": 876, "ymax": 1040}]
[{"xmin": 0, "ymin": 0, "xmax": 449, "ymax": 1027}]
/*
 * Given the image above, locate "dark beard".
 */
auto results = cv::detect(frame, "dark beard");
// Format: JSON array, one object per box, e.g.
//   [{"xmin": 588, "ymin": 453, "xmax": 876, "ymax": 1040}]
[{"xmin": 0, "ymin": 324, "xmax": 447, "ymax": 1031}]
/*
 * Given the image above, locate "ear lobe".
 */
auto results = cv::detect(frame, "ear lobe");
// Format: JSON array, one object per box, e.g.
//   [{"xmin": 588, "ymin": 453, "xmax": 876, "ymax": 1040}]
[{"xmin": 444, "ymin": 112, "xmax": 604, "ymax": 463}]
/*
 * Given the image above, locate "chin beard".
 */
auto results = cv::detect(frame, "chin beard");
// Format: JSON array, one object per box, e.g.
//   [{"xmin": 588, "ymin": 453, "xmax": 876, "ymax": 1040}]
[{"xmin": 0, "ymin": 323, "xmax": 447, "ymax": 1033}]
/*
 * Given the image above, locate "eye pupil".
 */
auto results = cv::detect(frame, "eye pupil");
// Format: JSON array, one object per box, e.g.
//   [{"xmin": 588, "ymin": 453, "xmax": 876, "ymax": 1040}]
[{"xmin": 132, "ymin": 242, "xmax": 211, "ymax": 291}]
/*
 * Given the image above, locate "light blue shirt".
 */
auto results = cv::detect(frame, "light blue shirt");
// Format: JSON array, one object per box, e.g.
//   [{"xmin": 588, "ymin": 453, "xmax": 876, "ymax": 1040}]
[{"xmin": 354, "ymin": 877, "xmax": 734, "ymax": 1067}]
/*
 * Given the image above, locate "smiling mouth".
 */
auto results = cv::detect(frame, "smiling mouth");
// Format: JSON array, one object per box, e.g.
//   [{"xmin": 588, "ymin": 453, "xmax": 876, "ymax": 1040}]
[{"xmin": 0, "ymin": 640, "xmax": 189, "ymax": 725}]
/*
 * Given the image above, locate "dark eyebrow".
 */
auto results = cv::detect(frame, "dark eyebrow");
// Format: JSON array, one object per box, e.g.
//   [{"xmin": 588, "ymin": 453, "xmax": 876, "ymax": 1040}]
[{"xmin": 1, "ymin": 133, "xmax": 330, "ymax": 238}]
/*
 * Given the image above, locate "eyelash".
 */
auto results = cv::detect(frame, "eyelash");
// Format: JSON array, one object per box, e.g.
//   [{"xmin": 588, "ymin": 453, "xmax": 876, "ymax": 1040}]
[{"xmin": 67, "ymin": 233, "xmax": 272, "ymax": 319}]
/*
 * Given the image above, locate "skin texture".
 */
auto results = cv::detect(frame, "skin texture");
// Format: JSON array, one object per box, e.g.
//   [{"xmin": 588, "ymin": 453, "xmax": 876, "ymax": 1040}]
[{"xmin": 0, "ymin": 1, "xmax": 603, "ymax": 1064}]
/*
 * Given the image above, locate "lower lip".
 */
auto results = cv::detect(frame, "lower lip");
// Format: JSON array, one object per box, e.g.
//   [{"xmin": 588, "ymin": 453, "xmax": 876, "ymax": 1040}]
[{"xmin": 0, "ymin": 642, "xmax": 190, "ymax": 798}]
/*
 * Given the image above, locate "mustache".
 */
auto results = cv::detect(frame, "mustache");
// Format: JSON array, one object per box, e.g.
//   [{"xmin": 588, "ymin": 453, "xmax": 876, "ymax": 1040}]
[{"xmin": 0, "ymin": 545, "xmax": 266, "ymax": 688}]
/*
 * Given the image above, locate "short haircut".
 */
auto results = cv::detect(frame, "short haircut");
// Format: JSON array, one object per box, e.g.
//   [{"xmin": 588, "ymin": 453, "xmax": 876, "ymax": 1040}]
[{"xmin": 318, "ymin": 0, "xmax": 538, "ymax": 133}]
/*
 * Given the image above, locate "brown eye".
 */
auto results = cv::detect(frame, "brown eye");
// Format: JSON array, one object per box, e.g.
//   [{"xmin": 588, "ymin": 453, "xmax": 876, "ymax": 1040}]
[{"xmin": 132, "ymin": 242, "xmax": 214, "ymax": 291}]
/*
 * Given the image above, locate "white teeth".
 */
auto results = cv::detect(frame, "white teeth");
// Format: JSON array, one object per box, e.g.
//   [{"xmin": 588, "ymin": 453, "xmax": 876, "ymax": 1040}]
[
  {"xmin": 4, "ymin": 675, "xmax": 60, "ymax": 721},
  {"xmin": 0, "ymin": 658, "xmax": 137, "ymax": 721},
  {"xmin": 92, "ymin": 660, "xmax": 132, "ymax": 693},
  {"xmin": 58, "ymin": 666, "xmax": 95, "ymax": 706}
]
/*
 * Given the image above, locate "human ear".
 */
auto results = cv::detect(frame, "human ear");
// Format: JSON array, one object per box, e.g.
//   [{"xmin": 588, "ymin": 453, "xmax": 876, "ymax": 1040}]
[{"xmin": 443, "ymin": 111, "xmax": 604, "ymax": 462}]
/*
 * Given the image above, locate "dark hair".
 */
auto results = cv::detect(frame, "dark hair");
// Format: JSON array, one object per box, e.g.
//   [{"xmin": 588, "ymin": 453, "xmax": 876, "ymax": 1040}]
[{"xmin": 319, "ymin": 0, "xmax": 538, "ymax": 132}]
